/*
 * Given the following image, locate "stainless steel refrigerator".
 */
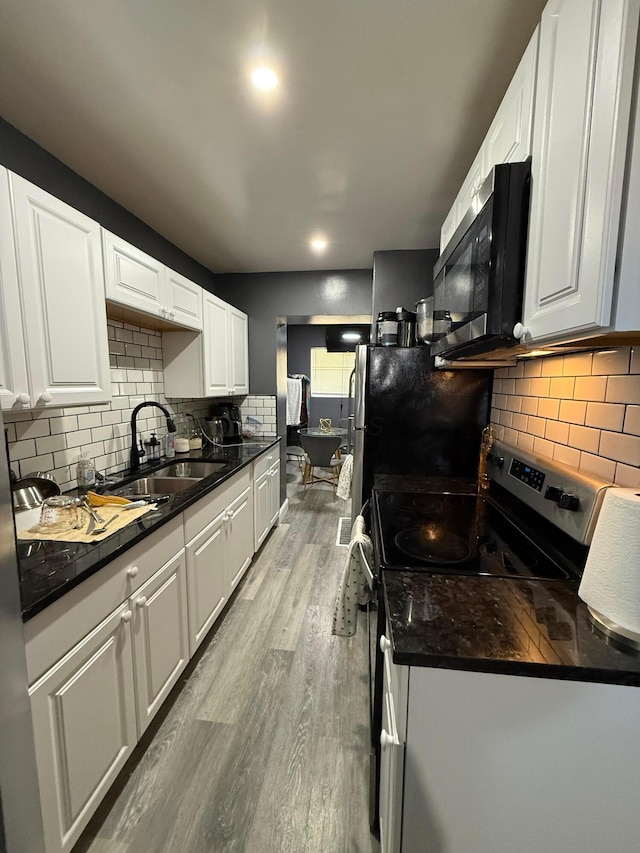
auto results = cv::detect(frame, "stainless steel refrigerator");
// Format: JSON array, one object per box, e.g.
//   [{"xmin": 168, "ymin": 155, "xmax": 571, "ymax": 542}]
[
  {"xmin": 351, "ymin": 345, "xmax": 492, "ymax": 523},
  {"xmin": 0, "ymin": 411, "xmax": 44, "ymax": 852}
]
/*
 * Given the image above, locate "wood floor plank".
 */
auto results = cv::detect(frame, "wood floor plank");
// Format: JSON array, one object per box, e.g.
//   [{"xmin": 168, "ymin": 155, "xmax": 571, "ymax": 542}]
[
  {"xmin": 267, "ymin": 543, "xmax": 319, "ymax": 651},
  {"xmin": 78, "ymin": 467, "xmax": 377, "ymax": 853}
]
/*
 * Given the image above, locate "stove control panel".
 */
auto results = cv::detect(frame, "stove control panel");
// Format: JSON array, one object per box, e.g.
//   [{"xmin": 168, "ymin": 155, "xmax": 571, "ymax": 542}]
[
  {"xmin": 509, "ymin": 459, "xmax": 545, "ymax": 492},
  {"xmin": 487, "ymin": 439, "xmax": 612, "ymax": 545}
]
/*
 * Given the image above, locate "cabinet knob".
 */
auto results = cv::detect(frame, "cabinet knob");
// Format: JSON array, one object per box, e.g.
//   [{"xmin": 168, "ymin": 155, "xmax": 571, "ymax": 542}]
[
  {"xmin": 121, "ymin": 610, "xmax": 133, "ymax": 623},
  {"xmin": 380, "ymin": 634, "xmax": 391, "ymax": 653},
  {"xmin": 136, "ymin": 596, "xmax": 147, "ymax": 608},
  {"xmin": 380, "ymin": 729, "xmax": 395, "ymax": 750},
  {"xmin": 17, "ymin": 393, "xmax": 30, "ymax": 405},
  {"xmin": 39, "ymin": 392, "xmax": 52, "ymax": 404},
  {"xmin": 160, "ymin": 307, "xmax": 166, "ymax": 317},
  {"xmin": 513, "ymin": 322, "xmax": 530, "ymax": 340},
  {"xmin": 127, "ymin": 566, "xmax": 139, "ymax": 579}
]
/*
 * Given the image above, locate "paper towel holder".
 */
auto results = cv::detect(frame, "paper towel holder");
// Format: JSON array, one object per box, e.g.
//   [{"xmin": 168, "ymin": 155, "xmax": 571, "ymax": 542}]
[{"xmin": 586, "ymin": 606, "xmax": 640, "ymax": 652}]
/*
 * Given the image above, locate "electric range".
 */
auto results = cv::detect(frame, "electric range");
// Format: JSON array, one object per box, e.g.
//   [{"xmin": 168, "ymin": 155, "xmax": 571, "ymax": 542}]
[{"xmin": 368, "ymin": 439, "xmax": 613, "ymax": 834}]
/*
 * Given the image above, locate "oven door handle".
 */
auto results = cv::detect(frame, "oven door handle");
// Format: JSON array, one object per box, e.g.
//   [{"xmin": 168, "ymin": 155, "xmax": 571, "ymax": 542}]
[{"xmin": 358, "ymin": 540, "xmax": 376, "ymax": 590}]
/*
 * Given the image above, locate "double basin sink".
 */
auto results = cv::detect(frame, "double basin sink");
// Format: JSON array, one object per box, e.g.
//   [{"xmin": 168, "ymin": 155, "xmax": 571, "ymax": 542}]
[{"xmin": 112, "ymin": 460, "xmax": 227, "ymax": 497}]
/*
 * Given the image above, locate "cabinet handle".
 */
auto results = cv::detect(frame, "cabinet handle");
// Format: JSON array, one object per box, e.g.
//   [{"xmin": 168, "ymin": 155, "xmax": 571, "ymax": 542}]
[
  {"xmin": 170, "ymin": 311, "xmax": 175, "ymax": 319},
  {"xmin": 17, "ymin": 393, "xmax": 30, "ymax": 405},
  {"xmin": 127, "ymin": 566, "xmax": 139, "ymax": 579},
  {"xmin": 380, "ymin": 634, "xmax": 391, "ymax": 653},
  {"xmin": 380, "ymin": 729, "xmax": 395, "ymax": 750},
  {"xmin": 121, "ymin": 610, "xmax": 133, "ymax": 623},
  {"xmin": 39, "ymin": 392, "xmax": 52, "ymax": 404},
  {"xmin": 136, "ymin": 596, "xmax": 147, "ymax": 608},
  {"xmin": 160, "ymin": 307, "xmax": 166, "ymax": 317}
]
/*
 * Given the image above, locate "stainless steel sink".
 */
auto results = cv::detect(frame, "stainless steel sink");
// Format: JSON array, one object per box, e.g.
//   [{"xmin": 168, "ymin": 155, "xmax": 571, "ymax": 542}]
[
  {"xmin": 112, "ymin": 460, "xmax": 227, "ymax": 497},
  {"xmin": 152, "ymin": 461, "xmax": 227, "ymax": 478},
  {"xmin": 114, "ymin": 477, "xmax": 201, "ymax": 496}
]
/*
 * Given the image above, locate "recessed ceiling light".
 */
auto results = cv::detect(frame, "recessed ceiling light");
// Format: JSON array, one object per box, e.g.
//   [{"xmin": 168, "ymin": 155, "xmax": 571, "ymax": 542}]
[
  {"xmin": 310, "ymin": 238, "xmax": 328, "ymax": 253},
  {"xmin": 251, "ymin": 66, "xmax": 278, "ymax": 92}
]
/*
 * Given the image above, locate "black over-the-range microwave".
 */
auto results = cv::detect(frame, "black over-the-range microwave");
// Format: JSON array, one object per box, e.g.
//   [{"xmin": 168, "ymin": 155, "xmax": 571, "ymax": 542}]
[{"xmin": 431, "ymin": 160, "xmax": 531, "ymax": 361}]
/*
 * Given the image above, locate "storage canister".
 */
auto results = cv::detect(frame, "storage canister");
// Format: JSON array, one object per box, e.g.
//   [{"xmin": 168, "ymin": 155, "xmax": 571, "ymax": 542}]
[
  {"xmin": 416, "ymin": 297, "xmax": 434, "ymax": 345},
  {"xmin": 376, "ymin": 311, "xmax": 398, "ymax": 346},
  {"xmin": 395, "ymin": 307, "xmax": 416, "ymax": 346}
]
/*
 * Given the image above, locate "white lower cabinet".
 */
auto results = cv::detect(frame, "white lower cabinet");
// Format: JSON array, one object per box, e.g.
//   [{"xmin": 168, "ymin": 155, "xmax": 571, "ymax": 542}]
[
  {"xmin": 29, "ymin": 603, "xmax": 137, "ymax": 853},
  {"xmin": 184, "ymin": 467, "xmax": 253, "ymax": 655},
  {"xmin": 253, "ymin": 451, "xmax": 281, "ymax": 552},
  {"xmin": 383, "ymin": 653, "xmax": 640, "ymax": 853},
  {"xmin": 131, "ymin": 549, "xmax": 190, "ymax": 735},
  {"xmin": 186, "ymin": 508, "xmax": 228, "ymax": 654}
]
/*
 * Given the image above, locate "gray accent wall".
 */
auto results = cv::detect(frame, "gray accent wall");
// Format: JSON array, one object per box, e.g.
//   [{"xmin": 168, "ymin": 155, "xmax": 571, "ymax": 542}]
[
  {"xmin": 372, "ymin": 248, "xmax": 439, "ymax": 322},
  {"xmin": 216, "ymin": 269, "xmax": 372, "ymax": 395},
  {"xmin": 0, "ymin": 118, "xmax": 217, "ymax": 291}
]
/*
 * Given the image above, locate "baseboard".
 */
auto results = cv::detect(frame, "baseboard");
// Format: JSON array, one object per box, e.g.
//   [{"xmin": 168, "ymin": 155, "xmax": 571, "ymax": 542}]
[{"xmin": 278, "ymin": 498, "xmax": 289, "ymax": 523}]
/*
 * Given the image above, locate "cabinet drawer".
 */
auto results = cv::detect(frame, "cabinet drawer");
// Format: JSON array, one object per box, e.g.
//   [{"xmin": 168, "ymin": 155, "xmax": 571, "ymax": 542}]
[
  {"xmin": 183, "ymin": 467, "xmax": 251, "ymax": 544},
  {"xmin": 24, "ymin": 515, "xmax": 184, "ymax": 684},
  {"xmin": 253, "ymin": 448, "xmax": 278, "ymax": 480}
]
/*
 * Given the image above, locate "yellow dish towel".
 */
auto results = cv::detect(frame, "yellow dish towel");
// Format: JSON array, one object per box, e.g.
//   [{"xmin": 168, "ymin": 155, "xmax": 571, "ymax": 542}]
[
  {"xmin": 17, "ymin": 503, "xmax": 155, "ymax": 544},
  {"xmin": 86, "ymin": 491, "xmax": 132, "ymax": 506}
]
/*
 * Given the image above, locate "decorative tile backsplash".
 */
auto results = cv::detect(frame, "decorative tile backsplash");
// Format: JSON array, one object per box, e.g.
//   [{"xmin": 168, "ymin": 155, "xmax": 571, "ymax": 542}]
[
  {"xmin": 490, "ymin": 347, "xmax": 640, "ymax": 486},
  {"xmin": 5, "ymin": 319, "xmax": 276, "ymax": 491}
]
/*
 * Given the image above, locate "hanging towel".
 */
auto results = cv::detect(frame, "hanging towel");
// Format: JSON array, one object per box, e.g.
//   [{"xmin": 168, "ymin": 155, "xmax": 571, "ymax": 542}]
[
  {"xmin": 336, "ymin": 453, "xmax": 353, "ymax": 501},
  {"xmin": 332, "ymin": 516, "xmax": 374, "ymax": 636},
  {"xmin": 287, "ymin": 377, "xmax": 302, "ymax": 426}
]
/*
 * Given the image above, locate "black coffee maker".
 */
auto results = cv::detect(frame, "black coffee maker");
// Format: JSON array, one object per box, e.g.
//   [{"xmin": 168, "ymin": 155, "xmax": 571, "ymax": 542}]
[{"xmin": 210, "ymin": 403, "xmax": 242, "ymax": 443}]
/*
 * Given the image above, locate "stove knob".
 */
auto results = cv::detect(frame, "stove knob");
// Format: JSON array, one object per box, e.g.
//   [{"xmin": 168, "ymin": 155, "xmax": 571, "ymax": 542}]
[
  {"xmin": 558, "ymin": 492, "xmax": 580, "ymax": 511},
  {"xmin": 487, "ymin": 452, "xmax": 504, "ymax": 469},
  {"xmin": 544, "ymin": 486, "xmax": 563, "ymax": 502}
]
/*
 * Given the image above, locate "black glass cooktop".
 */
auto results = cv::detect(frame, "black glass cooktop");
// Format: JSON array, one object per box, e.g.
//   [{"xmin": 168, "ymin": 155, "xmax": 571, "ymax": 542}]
[{"xmin": 373, "ymin": 489, "xmax": 582, "ymax": 581}]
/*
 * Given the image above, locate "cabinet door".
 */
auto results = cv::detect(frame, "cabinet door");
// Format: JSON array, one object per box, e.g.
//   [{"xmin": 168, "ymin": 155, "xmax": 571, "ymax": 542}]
[
  {"xmin": 102, "ymin": 229, "xmax": 167, "ymax": 319},
  {"xmin": 227, "ymin": 305, "xmax": 249, "ymax": 395},
  {"xmin": 131, "ymin": 549, "xmax": 189, "ymax": 735},
  {"xmin": 379, "ymin": 681, "xmax": 404, "ymax": 853},
  {"xmin": 186, "ymin": 509, "xmax": 228, "ymax": 655},
  {"xmin": 522, "ymin": 0, "xmax": 639, "ymax": 342},
  {"xmin": 269, "ymin": 459, "xmax": 281, "ymax": 527},
  {"xmin": 455, "ymin": 148, "xmax": 486, "ymax": 227},
  {"xmin": 10, "ymin": 175, "xmax": 111, "ymax": 408},
  {"xmin": 0, "ymin": 167, "xmax": 29, "ymax": 410},
  {"xmin": 165, "ymin": 268, "xmax": 203, "ymax": 330},
  {"xmin": 253, "ymin": 470, "xmax": 271, "ymax": 552},
  {"xmin": 439, "ymin": 204, "xmax": 458, "ymax": 254},
  {"xmin": 29, "ymin": 603, "xmax": 136, "ymax": 853},
  {"xmin": 484, "ymin": 27, "xmax": 538, "ymax": 170},
  {"xmin": 227, "ymin": 486, "xmax": 253, "ymax": 592},
  {"xmin": 203, "ymin": 291, "xmax": 230, "ymax": 397}
]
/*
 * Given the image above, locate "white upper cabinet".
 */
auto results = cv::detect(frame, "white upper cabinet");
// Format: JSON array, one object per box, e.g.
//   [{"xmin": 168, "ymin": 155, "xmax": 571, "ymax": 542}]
[
  {"xmin": 102, "ymin": 231, "xmax": 203, "ymax": 331},
  {"xmin": 439, "ymin": 28, "xmax": 538, "ymax": 253},
  {"xmin": 165, "ymin": 267, "xmax": 203, "ymax": 330},
  {"xmin": 0, "ymin": 167, "xmax": 29, "ymax": 409},
  {"xmin": 102, "ymin": 230, "xmax": 167, "ymax": 317},
  {"xmin": 163, "ymin": 290, "xmax": 249, "ymax": 398},
  {"xmin": 5, "ymin": 173, "xmax": 111, "ymax": 409},
  {"xmin": 227, "ymin": 305, "xmax": 249, "ymax": 396},
  {"xmin": 521, "ymin": 0, "xmax": 640, "ymax": 343}
]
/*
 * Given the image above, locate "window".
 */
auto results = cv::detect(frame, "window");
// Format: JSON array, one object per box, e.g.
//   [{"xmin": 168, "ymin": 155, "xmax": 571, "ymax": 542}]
[{"xmin": 310, "ymin": 348, "xmax": 355, "ymax": 397}]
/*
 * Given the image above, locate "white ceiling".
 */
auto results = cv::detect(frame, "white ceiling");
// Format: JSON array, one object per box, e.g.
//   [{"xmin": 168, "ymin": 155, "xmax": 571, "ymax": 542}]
[{"xmin": 0, "ymin": 0, "xmax": 545, "ymax": 274}]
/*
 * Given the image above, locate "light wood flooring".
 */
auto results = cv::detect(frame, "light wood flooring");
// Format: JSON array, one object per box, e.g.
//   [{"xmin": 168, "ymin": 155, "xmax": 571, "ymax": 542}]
[{"xmin": 76, "ymin": 462, "xmax": 379, "ymax": 853}]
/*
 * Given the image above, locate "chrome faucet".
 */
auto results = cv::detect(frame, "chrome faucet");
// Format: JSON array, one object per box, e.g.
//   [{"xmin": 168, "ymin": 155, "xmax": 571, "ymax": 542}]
[{"xmin": 129, "ymin": 402, "xmax": 176, "ymax": 471}]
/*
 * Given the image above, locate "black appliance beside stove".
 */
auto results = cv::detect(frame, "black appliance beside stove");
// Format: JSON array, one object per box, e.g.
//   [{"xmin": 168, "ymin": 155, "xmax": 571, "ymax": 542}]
[{"xmin": 367, "ymin": 438, "xmax": 612, "ymax": 833}]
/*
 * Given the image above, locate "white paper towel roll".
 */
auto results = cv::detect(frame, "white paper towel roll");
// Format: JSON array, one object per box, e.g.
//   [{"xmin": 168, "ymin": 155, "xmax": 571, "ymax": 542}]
[{"xmin": 578, "ymin": 488, "xmax": 640, "ymax": 635}]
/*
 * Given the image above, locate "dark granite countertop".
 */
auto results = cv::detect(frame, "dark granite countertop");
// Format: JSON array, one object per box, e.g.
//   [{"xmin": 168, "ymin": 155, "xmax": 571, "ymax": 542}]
[
  {"xmin": 383, "ymin": 572, "xmax": 640, "ymax": 687},
  {"xmin": 373, "ymin": 474, "xmax": 479, "ymax": 494},
  {"xmin": 17, "ymin": 438, "xmax": 280, "ymax": 622}
]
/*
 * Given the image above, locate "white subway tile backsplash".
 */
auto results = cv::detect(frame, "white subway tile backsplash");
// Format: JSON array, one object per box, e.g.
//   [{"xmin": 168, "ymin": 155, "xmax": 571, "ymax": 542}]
[
  {"xmin": 516, "ymin": 432, "xmax": 535, "ymax": 452},
  {"xmin": 545, "ymin": 420, "xmax": 569, "ymax": 445},
  {"xmin": 579, "ymin": 452, "xmax": 616, "ymax": 481},
  {"xmin": 529, "ymin": 377, "xmax": 550, "ymax": 397},
  {"xmin": 605, "ymin": 374, "xmax": 640, "ymax": 405},
  {"xmin": 15, "ymin": 419, "xmax": 50, "ymax": 440},
  {"xmin": 567, "ymin": 424, "xmax": 600, "ymax": 454},
  {"xmin": 573, "ymin": 376, "xmax": 607, "ymax": 402},
  {"xmin": 549, "ymin": 376, "xmax": 575, "ymax": 399},
  {"xmin": 631, "ymin": 348, "xmax": 640, "ymax": 374},
  {"xmin": 541, "ymin": 356, "xmax": 564, "ymax": 377},
  {"xmin": 585, "ymin": 402, "xmax": 625, "ymax": 431},
  {"xmin": 527, "ymin": 416, "xmax": 546, "ymax": 438},
  {"xmin": 553, "ymin": 444, "xmax": 580, "ymax": 468},
  {"xmin": 624, "ymin": 406, "xmax": 640, "ymax": 436},
  {"xmin": 523, "ymin": 359, "xmax": 542, "ymax": 378},
  {"xmin": 614, "ymin": 462, "xmax": 640, "ymax": 487},
  {"xmin": 35, "ymin": 434, "xmax": 66, "ymax": 455},
  {"xmin": 66, "ymin": 429, "xmax": 93, "ymax": 449},
  {"xmin": 600, "ymin": 430, "xmax": 640, "ymax": 466},
  {"xmin": 533, "ymin": 437, "xmax": 555, "ymax": 458},
  {"xmin": 537, "ymin": 397, "xmax": 559, "ymax": 419},
  {"xmin": 562, "ymin": 352, "xmax": 593, "ymax": 376},
  {"xmin": 20, "ymin": 454, "xmax": 54, "ymax": 476},
  {"xmin": 10, "ymin": 439, "xmax": 35, "ymax": 461},
  {"xmin": 592, "ymin": 348, "xmax": 630, "ymax": 376},
  {"xmin": 558, "ymin": 399, "xmax": 586, "ymax": 425},
  {"xmin": 78, "ymin": 413, "xmax": 102, "ymax": 429}
]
